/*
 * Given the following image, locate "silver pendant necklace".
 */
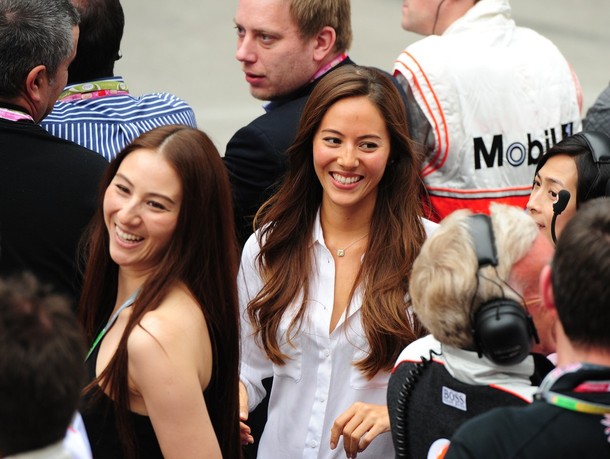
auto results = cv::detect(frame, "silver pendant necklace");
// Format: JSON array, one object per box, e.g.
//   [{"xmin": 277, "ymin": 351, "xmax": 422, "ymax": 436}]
[{"xmin": 336, "ymin": 233, "xmax": 369, "ymax": 257}]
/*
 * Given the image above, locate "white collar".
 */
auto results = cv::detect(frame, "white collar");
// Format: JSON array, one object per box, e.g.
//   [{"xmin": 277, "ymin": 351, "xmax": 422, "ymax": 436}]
[
  {"xmin": 442, "ymin": 342, "xmax": 540, "ymax": 401},
  {"xmin": 442, "ymin": 342, "xmax": 535, "ymax": 387},
  {"xmin": 311, "ymin": 208, "xmax": 325, "ymax": 248},
  {"xmin": 397, "ymin": 335, "xmax": 538, "ymax": 400}
]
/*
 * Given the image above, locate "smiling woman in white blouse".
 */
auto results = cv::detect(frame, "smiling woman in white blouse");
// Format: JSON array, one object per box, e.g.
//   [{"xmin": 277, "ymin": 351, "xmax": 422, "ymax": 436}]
[{"xmin": 237, "ymin": 65, "xmax": 437, "ymax": 459}]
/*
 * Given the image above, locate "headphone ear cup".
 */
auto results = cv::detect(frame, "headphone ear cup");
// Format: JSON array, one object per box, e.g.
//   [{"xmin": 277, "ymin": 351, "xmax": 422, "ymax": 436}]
[{"xmin": 473, "ymin": 300, "xmax": 535, "ymax": 366}]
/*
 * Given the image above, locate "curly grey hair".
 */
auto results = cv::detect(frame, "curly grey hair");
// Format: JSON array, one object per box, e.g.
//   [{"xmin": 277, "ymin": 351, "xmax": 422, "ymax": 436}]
[{"xmin": 410, "ymin": 203, "xmax": 539, "ymax": 349}]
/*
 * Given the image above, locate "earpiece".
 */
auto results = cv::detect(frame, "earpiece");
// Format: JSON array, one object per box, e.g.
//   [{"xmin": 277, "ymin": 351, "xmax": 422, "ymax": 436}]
[
  {"xmin": 473, "ymin": 299, "xmax": 539, "ymax": 365},
  {"xmin": 578, "ymin": 131, "xmax": 610, "ymax": 164},
  {"xmin": 431, "ymin": 0, "xmax": 447, "ymax": 35},
  {"xmin": 468, "ymin": 214, "xmax": 539, "ymax": 366}
]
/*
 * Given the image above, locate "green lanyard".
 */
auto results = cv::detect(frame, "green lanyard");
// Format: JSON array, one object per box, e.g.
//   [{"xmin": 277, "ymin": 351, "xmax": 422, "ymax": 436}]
[
  {"xmin": 85, "ymin": 289, "xmax": 139, "ymax": 361},
  {"xmin": 59, "ymin": 78, "xmax": 130, "ymax": 102}
]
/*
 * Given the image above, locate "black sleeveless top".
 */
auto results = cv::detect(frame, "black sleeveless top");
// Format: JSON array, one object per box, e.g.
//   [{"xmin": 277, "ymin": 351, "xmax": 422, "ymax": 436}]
[{"xmin": 82, "ymin": 341, "xmax": 164, "ymax": 459}]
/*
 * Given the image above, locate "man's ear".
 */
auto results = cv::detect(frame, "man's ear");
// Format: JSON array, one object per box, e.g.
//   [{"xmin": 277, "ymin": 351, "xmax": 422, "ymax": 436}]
[
  {"xmin": 540, "ymin": 264, "xmax": 557, "ymax": 315},
  {"xmin": 312, "ymin": 26, "xmax": 337, "ymax": 62},
  {"xmin": 24, "ymin": 65, "xmax": 48, "ymax": 105}
]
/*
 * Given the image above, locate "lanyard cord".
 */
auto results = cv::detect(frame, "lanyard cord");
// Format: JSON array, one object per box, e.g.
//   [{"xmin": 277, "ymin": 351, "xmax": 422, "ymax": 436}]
[
  {"xmin": 58, "ymin": 78, "xmax": 130, "ymax": 102},
  {"xmin": 535, "ymin": 363, "xmax": 610, "ymax": 415},
  {"xmin": 0, "ymin": 107, "xmax": 34, "ymax": 123},
  {"xmin": 85, "ymin": 289, "xmax": 140, "ymax": 362}
]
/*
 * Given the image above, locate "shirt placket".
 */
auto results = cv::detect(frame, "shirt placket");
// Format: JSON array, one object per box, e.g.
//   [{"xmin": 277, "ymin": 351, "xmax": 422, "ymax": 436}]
[{"xmin": 304, "ymin": 245, "xmax": 335, "ymax": 457}]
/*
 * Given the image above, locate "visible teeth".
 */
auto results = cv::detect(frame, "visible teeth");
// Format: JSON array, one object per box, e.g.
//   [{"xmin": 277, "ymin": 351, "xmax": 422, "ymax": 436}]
[
  {"xmin": 116, "ymin": 227, "xmax": 143, "ymax": 242},
  {"xmin": 332, "ymin": 173, "xmax": 361, "ymax": 185}
]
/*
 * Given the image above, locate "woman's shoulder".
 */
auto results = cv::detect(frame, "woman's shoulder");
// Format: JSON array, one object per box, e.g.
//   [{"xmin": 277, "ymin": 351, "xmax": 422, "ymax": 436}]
[
  {"xmin": 126, "ymin": 290, "xmax": 214, "ymax": 405},
  {"xmin": 243, "ymin": 230, "xmax": 262, "ymax": 255},
  {"xmin": 241, "ymin": 230, "xmax": 264, "ymax": 272},
  {"xmin": 128, "ymin": 285, "xmax": 207, "ymax": 357}
]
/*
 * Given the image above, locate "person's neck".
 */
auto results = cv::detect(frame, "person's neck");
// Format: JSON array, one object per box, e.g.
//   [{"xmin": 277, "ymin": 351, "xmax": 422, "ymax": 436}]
[
  {"xmin": 319, "ymin": 198, "xmax": 373, "ymax": 245},
  {"xmin": 67, "ymin": 73, "xmax": 117, "ymax": 86},
  {"xmin": 116, "ymin": 268, "xmax": 151, "ymax": 306},
  {"xmin": 311, "ymin": 52, "xmax": 348, "ymax": 82},
  {"xmin": 0, "ymin": 97, "xmax": 37, "ymax": 121},
  {"xmin": 555, "ymin": 331, "xmax": 610, "ymax": 368},
  {"xmin": 318, "ymin": 52, "xmax": 345, "ymax": 68},
  {"xmin": 431, "ymin": 0, "xmax": 477, "ymax": 35}
]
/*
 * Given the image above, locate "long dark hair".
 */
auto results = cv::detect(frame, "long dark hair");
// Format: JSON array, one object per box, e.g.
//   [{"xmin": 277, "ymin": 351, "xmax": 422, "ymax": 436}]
[
  {"xmin": 79, "ymin": 125, "xmax": 241, "ymax": 458},
  {"xmin": 250, "ymin": 65, "xmax": 427, "ymax": 378}
]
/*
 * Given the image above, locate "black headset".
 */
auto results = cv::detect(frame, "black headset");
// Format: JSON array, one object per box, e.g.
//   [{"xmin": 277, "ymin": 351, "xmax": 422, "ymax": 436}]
[
  {"xmin": 468, "ymin": 214, "xmax": 539, "ymax": 366},
  {"xmin": 579, "ymin": 131, "xmax": 610, "ymax": 164},
  {"xmin": 578, "ymin": 131, "xmax": 610, "ymax": 199}
]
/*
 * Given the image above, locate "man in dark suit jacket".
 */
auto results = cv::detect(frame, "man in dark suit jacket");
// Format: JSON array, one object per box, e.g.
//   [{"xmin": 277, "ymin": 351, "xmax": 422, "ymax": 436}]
[
  {"xmin": 227, "ymin": 2, "xmax": 354, "ymax": 457},
  {"xmin": 225, "ymin": 0, "xmax": 354, "ymax": 247},
  {"xmin": 0, "ymin": 0, "xmax": 108, "ymax": 307}
]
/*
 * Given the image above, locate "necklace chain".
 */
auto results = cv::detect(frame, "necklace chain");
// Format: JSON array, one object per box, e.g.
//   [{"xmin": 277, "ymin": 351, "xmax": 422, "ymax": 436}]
[{"xmin": 336, "ymin": 233, "xmax": 369, "ymax": 257}]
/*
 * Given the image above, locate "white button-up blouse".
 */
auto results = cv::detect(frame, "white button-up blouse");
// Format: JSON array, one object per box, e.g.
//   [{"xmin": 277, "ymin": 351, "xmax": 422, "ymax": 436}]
[{"xmin": 239, "ymin": 212, "xmax": 437, "ymax": 458}]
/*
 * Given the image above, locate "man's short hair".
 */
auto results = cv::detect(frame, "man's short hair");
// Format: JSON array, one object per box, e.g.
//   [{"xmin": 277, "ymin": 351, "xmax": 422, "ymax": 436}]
[
  {"xmin": 410, "ymin": 203, "xmax": 539, "ymax": 349},
  {"xmin": 0, "ymin": 0, "xmax": 79, "ymax": 98},
  {"xmin": 552, "ymin": 197, "xmax": 610, "ymax": 349},
  {"xmin": 290, "ymin": 0, "xmax": 352, "ymax": 54},
  {"xmin": 68, "ymin": 0, "xmax": 125, "ymax": 84},
  {"xmin": 0, "ymin": 274, "xmax": 86, "ymax": 456}
]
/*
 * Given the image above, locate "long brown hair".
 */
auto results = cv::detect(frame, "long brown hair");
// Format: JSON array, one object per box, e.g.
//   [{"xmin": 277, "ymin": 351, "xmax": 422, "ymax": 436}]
[
  {"xmin": 79, "ymin": 125, "xmax": 241, "ymax": 458},
  {"xmin": 250, "ymin": 65, "xmax": 427, "ymax": 378}
]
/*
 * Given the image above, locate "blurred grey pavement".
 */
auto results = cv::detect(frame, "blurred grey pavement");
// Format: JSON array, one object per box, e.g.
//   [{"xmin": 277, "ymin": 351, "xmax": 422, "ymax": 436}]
[{"xmin": 116, "ymin": 0, "xmax": 610, "ymax": 153}]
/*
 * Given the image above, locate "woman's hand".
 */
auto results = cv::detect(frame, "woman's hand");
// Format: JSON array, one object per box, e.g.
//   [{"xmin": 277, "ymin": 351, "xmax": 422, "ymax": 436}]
[
  {"xmin": 239, "ymin": 381, "xmax": 254, "ymax": 445},
  {"xmin": 329, "ymin": 402, "xmax": 390, "ymax": 458}
]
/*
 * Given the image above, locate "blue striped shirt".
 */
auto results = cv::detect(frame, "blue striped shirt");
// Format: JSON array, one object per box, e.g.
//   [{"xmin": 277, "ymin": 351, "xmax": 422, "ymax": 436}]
[{"xmin": 41, "ymin": 77, "xmax": 197, "ymax": 161}]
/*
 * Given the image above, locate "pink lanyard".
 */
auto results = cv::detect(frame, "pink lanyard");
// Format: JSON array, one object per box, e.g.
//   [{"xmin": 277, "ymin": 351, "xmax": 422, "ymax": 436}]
[
  {"xmin": 310, "ymin": 53, "xmax": 348, "ymax": 82},
  {"xmin": 0, "ymin": 107, "xmax": 34, "ymax": 122}
]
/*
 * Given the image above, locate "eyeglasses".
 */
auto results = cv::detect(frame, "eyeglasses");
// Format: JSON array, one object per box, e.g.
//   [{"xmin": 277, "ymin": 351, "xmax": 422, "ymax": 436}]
[{"xmin": 523, "ymin": 296, "xmax": 541, "ymax": 310}]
